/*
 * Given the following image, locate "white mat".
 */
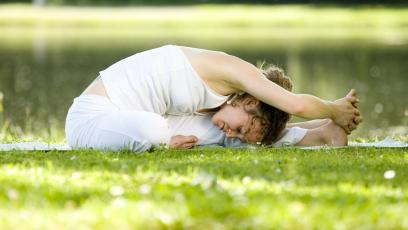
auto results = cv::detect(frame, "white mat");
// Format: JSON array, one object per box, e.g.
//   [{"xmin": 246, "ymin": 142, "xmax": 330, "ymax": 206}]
[
  {"xmin": 349, "ymin": 137, "xmax": 408, "ymax": 148},
  {"xmin": 300, "ymin": 136, "xmax": 408, "ymax": 149},
  {"xmin": 0, "ymin": 142, "xmax": 71, "ymax": 151},
  {"xmin": 0, "ymin": 137, "xmax": 406, "ymax": 151}
]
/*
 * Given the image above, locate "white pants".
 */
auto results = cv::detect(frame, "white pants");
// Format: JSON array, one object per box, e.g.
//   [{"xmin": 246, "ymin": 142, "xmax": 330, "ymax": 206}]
[
  {"xmin": 65, "ymin": 94, "xmax": 307, "ymax": 152},
  {"xmin": 65, "ymin": 94, "xmax": 170, "ymax": 152}
]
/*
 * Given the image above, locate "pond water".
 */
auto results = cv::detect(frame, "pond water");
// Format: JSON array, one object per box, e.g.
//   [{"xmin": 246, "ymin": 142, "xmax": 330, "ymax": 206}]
[{"xmin": 0, "ymin": 12, "xmax": 407, "ymax": 140}]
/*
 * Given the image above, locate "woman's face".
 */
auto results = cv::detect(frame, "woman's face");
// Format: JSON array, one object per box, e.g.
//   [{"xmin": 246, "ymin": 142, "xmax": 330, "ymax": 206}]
[{"xmin": 212, "ymin": 104, "xmax": 264, "ymax": 143}]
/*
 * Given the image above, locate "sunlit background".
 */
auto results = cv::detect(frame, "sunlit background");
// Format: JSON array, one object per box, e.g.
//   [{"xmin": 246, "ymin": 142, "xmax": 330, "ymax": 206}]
[{"xmin": 0, "ymin": 0, "xmax": 407, "ymax": 142}]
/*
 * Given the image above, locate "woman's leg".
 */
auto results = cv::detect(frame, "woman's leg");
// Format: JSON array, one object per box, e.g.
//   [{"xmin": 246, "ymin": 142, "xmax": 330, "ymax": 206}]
[
  {"xmin": 286, "ymin": 119, "xmax": 330, "ymax": 129},
  {"xmin": 89, "ymin": 111, "xmax": 170, "ymax": 151},
  {"xmin": 295, "ymin": 120, "xmax": 347, "ymax": 146},
  {"xmin": 66, "ymin": 95, "xmax": 170, "ymax": 152},
  {"xmin": 68, "ymin": 110, "xmax": 170, "ymax": 152}
]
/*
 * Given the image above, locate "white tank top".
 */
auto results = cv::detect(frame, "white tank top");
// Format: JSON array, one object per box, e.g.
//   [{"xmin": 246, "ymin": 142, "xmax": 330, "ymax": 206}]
[{"xmin": 100, "ymin": 45, "xmax": 228, "ymax": 116}]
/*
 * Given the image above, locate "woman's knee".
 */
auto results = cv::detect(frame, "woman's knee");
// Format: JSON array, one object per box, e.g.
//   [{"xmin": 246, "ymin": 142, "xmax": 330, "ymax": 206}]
[
  {"xmin": 66, "ymin": 110, "xmax": 170, "ymax": 151},
  {"xmin": 98, "ymin": 111, "xmax": 170, "ymax": 145},
  {"xmin": 92, "ymin": 129, "xmax": 152, "ymax": 152}
]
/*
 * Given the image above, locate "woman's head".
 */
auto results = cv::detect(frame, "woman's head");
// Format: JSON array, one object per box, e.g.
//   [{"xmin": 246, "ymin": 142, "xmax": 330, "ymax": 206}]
[
  {"xmin": 212, "ymin": 64, "xmax": 293, "ymax": 144},
  {"xmin": 212, "ymin": 95, "xmax": 264, "ymax": 143}
]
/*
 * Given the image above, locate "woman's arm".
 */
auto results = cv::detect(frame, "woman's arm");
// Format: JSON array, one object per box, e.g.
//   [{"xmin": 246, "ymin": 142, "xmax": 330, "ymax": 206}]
[
  {"xmin": 214, "ymin": 53, "xmax": 359, "ymax": 133},
  {"xmin": 169, "ymin": 135, "xmax": 198, "ymax": 149}
]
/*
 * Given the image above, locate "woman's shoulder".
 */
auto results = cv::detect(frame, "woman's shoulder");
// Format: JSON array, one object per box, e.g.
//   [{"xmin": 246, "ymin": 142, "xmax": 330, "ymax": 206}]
[
  {"xmin": 178, "ymin": 46, "xmax": 240, "ymax": 95},
  {"xmin": 176, "ymin": 45, "xmax": 240, "ymax": 75},
  {"xmin": 175, "ymin": 45, "xmax": 229, "ymax": 58}
]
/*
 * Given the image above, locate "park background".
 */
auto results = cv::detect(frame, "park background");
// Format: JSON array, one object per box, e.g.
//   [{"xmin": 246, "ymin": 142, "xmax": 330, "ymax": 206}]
[
  {"xmin": 0, "ymin": 1, "xmax": 408, "ymax": 229},
  {"xmin": 0, "ymin": 0, "xmax": 407, "ymax": 142}
]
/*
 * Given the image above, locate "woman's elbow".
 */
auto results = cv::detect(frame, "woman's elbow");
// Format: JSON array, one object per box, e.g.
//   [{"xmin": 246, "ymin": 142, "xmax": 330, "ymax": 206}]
[{"xmin": 290, "ymin": 103, "xmax": 305, "ymax": 117}]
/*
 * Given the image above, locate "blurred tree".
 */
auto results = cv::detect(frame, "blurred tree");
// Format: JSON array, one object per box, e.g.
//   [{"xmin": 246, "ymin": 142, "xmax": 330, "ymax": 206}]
[{"xmin": 33, "ymin": 0, "xmax": 46, "ymax": 6}]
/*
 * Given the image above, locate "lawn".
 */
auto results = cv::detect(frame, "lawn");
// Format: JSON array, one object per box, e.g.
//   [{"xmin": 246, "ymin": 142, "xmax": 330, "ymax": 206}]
[{"xmin": 1, "ymin": 147, "xmax": 407, "ymax": 229}]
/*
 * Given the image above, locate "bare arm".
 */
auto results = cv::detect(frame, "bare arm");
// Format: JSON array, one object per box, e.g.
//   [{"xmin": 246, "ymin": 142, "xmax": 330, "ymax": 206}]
[
  {"xmin": 214, "ymin": 54, "xmax": 359, "ymax": 132},
  {"xmin": 169, "ymin": 135, "xmax": 198, "ymax": 149},
  {"xmin": 179, "ymin": 46, "xmax": 359, "ymax": 133}
]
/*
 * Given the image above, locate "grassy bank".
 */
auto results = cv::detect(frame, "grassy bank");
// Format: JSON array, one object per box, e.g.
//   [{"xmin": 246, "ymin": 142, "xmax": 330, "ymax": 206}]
[
  {"xmin": 2, "ymin": 4, "xmax": 407, "ymax": 27},
  {"xmin": 1, "ymin": 4, "xmax": 408, "ymax": 49},
  {"xmin": 1, "ymin": 147, "xmax": 407, "ymax": 229}
]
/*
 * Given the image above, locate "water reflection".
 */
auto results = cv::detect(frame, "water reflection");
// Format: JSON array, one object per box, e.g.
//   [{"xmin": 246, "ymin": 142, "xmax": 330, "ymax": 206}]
[{"xmin": 0, "ymin": 31, "xmax": 407, "ymax": 140}]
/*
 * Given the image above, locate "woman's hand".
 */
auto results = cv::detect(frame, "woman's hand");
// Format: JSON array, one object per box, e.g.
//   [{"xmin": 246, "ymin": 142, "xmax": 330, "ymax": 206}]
[
  {"xmin": 331, "ymin": 89, "xmax": 362, "ymax": 134},
  {"xmin": 169, "ymin": 135, "xmax": 198, "ymax": 149}
]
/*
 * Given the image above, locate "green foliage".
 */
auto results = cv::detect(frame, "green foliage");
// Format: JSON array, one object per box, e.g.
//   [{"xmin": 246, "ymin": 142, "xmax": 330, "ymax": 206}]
[{"xmin": 0, "ymin": 147, "xmax": 407, "ymax": 229}]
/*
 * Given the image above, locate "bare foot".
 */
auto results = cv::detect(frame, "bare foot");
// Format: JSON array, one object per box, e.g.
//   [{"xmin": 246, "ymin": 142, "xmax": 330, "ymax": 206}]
[{"xmin": 320, "ymin": 120, "xmax": 348, "ymax": 146}]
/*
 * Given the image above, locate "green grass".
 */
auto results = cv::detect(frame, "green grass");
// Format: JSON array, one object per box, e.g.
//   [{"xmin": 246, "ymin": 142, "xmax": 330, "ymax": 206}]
[
  {"xmin": 1, "ymin": 147, "xmax": 407, "ymax": 229},
  {"xmin": 1, "ymin": 4, "xmax": 408, "ymax": 49}
]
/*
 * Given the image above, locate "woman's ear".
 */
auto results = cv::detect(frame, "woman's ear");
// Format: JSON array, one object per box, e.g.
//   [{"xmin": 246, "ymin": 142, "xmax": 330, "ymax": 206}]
[{"xmin": 243, "ymin": 96, "xmax": 260, "ymax": 110}]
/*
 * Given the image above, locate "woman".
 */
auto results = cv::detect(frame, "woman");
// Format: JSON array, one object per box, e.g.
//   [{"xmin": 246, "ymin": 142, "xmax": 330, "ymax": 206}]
[{"xmin": 65, "ymin": 44, "xmax": 361, "ymax": 151}]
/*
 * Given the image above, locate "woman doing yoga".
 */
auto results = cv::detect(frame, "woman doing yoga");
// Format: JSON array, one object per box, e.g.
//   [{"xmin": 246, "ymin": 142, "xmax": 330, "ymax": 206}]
[{"xmin": 65, "ymin": 45, "xmax": 361, "ymax": 151}]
